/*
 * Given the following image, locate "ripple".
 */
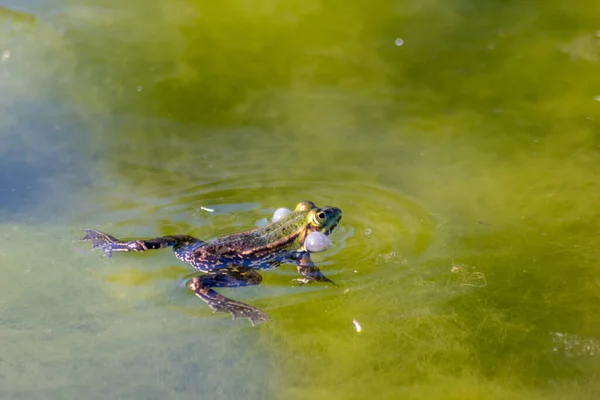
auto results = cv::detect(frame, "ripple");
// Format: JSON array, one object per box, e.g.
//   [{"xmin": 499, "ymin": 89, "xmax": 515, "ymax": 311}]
[
  {"xmin": 144, "ymin": 174, "xmax": 436, "ymax": 272},
  {"xmin": 88, "ymin": 132, "xmax": 437, "ymax": 315}
]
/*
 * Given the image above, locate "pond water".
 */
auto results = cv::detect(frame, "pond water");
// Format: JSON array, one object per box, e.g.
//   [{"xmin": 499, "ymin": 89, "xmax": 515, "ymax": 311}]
[{"xmin": 2, "ymin": 1, "xmax": 600, "ymax": 399}]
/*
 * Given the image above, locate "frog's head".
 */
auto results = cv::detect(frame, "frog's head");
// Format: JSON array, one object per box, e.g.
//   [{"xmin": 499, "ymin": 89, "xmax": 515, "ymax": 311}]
[
  {"xmin": 294, "ymin": 200, "xmax": 317, "ymax": 212},
  {"xmin": 271, "ymin": 201, "xmax": 341, "ymax": 250},
  {"xmin": 303, "ymin": 203, "xmax": 342, "ymax": 236}
]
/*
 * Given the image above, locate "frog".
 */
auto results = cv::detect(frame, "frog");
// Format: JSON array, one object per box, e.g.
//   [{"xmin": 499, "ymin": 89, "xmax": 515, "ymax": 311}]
[{"xmin": 80, "ymin": 200, "xmax": 342, "ymax": 325}]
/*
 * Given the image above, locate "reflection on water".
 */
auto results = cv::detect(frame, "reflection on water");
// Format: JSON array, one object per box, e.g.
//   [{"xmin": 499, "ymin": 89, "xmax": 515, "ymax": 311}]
[{"xmin": 2, "ymin": 0, "xmax": 600, "ymax": 399}]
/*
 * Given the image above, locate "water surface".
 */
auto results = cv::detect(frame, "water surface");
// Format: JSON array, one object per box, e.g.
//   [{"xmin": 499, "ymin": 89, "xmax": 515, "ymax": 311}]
[{"xmin": 1, "ymin": 1, "xmax": 600, "ymax": 399}]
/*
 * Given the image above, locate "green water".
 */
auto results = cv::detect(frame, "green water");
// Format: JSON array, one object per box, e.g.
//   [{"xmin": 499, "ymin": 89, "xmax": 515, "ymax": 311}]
[{"xmin": 2, "ymin": 1, "xmax": 600, "ymax": 398}]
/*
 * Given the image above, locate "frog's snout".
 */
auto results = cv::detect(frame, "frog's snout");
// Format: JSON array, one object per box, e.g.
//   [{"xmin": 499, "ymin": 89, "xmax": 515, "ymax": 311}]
[{"xmin": 325, "ymin": 207, "xmax": 342, "ymax": 235}]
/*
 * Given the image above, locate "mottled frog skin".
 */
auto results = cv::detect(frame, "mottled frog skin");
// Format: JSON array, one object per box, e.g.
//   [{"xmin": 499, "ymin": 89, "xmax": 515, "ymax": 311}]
[{"xmin": 81, "ymin": 201, "xmax": 342, "ymax": 325}]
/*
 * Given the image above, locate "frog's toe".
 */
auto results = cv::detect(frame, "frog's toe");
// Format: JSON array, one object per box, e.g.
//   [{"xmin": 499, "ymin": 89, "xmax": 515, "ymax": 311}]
[
  {"xmin": 80, "ymin": 229, "xmax": 115, "ymax": 245},
  {"xmin": 228, "ymin": 305, "xmax": 269, "ymax": 326},
  {"xmin": 209, "ymin": 301, "xmax": 269, "ymax": 326},
  {"xmin": 80, "ymin": 229, "xmax": 119, "ymax": 258},
  {"xmin": 245, "ymin": 309, "xmax": 270, "ymax": 326},
  {"xmin": 293, "ymin": 277, "xmax": 312, "ymax": 285},
  {"xmin": 293, "ymin": 276, "xmax": 336, "ymax": 287}
]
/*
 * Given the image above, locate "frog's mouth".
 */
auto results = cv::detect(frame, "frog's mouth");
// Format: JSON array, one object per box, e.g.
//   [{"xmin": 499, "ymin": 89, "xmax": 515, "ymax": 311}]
[
  {"xmin": 324, "ymin": 209, "xmax": 342, "ymax": 235},
  {"xmin": 325, "ymin": 221, "xmax": 339, "ymax": 235}
]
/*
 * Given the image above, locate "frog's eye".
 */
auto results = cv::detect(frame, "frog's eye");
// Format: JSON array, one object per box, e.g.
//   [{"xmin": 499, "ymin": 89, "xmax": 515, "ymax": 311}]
[{"xmin": 311, "ymin": 209, "xmax": 326, "ymax": 225}]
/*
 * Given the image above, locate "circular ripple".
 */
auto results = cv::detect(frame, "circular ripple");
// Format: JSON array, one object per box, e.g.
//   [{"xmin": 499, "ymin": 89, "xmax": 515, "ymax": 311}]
[{"xmin": 147, "ymin": 175, "xmax": 435, "ymax": 271}]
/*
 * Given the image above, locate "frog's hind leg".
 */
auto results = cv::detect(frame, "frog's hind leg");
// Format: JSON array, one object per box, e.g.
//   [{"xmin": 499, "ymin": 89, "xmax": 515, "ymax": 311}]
[
  {"xmin": 187, "ymin": 266, "xmax": 269, "ymax": 325},
  {"xmin": 80, "ymin": 229, "xmax": 203, "ymax": 258}
]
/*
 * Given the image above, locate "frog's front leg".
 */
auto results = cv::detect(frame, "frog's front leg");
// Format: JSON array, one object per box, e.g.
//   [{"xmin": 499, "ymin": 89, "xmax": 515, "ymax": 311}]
[
  {"xmin": 80, "ymin": 229, "xmax": 203, "ymax": 258},
  {"xmin": 187, "ymin": 265, "xmax": 269, "ymax": 326},
  {"xmin": 292, "ymin": 252, "xmax": 335, "ymax": 286}
]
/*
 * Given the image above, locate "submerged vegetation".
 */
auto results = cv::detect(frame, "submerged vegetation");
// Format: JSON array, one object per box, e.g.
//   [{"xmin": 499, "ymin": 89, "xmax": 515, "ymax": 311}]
[{"xmin": 1, "ymin": 0, "xmax": 600, "ymax": 398}]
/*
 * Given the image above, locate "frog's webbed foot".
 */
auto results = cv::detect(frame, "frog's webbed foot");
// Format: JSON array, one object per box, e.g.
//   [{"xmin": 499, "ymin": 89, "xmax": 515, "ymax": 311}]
[
  {"xmin": 293, "ymin": 252, "xmax": 336, "ymax": 286},
  {"xmin": 294, "ymin": 272, "xmax": 336, "ymax": 286},
  {"xmin": 80, "ymin": 229, "xmax": 120, "ymax": 258},
  {"xmin": 193, "ymin": 283, "xmax": 270, "ymax": 325},
  {"xmin": 187, "ymin": 266, "xmax": 269, "ymax": 326}
]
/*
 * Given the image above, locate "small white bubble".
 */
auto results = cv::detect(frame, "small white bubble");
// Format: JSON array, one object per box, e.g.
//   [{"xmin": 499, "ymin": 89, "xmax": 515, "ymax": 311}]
[
  {"xmin": 1, "ymin": 50, "xmax": 10, "ymax": 62},
  {"xmin": 395, "ymin": 38, "xmax": 404, "ymax": 46},
  {"xmin": 352, "ymin": 319, "xmax": 362, "ymax": 333},
  {"xmin": 137, "ymin": 85, "xmax": 144, "ymax": 92},
  {"xmin": 364, "ymin": 228, "xmax": 372, "ymax": 237}
]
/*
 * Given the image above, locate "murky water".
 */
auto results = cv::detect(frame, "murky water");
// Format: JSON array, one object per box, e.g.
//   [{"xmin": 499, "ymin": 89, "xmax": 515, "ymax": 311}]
[{"xmin": 2, "ymin": 1, "xmax": 600, "ymax": 399}]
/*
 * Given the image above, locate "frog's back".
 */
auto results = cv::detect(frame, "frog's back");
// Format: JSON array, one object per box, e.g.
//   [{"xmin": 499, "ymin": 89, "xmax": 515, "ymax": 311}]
[{"xmin": 201, "ymin": 211, "xmax": 308, "ymax": 257}]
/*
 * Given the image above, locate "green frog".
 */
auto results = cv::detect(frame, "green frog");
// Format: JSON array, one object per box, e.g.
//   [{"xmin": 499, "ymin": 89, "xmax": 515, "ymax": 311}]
[{"xmin": 81, "ymin": 200, "xmax": 342, "ymax": 325}]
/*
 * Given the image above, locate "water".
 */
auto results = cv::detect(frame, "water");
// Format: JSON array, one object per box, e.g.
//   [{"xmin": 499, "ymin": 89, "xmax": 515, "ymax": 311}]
[{"xmin": 1, "ymin": 1, "xmax": 600, "ymax": 398}]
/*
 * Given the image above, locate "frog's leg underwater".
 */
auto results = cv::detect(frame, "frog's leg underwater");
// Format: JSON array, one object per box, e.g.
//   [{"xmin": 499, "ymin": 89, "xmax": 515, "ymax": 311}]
[
  {"xmin": 80, "ymin": 229, "xmax": 204, "ymax": 259},
  {"xmin": 187, "ymin": 265, "xmax": 269, "ymax": 325},
  {"xmin": 292, "ymin": 252, "xmax": 336, "ymax": 286},
  {"xmin": 81, "ymin": 230, "xmax": 268, "ymax": 325}
]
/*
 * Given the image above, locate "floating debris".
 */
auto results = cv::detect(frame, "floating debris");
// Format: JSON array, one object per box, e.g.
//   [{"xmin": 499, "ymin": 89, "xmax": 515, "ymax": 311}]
[
  {"xmin": 451, "ymin": 259, "xmax": 463, "ymax": 273},
  {"xmin": 200, "ymin": 206, "xmax": 214, "ymax": 213},
  {"xmin": 461, "ymin": 272, "xmax": 487, "ymax": 288},
  {"xmin": 375, "ymin": 251, "xmax": 397, "ymax": 264},
  {"xmin": 451, "ymin": 260, "xmax": 487, "ymax": 288},
  {"xmin": 551, "ymin": 332, "xmax": 600, "ymax": 357}
]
